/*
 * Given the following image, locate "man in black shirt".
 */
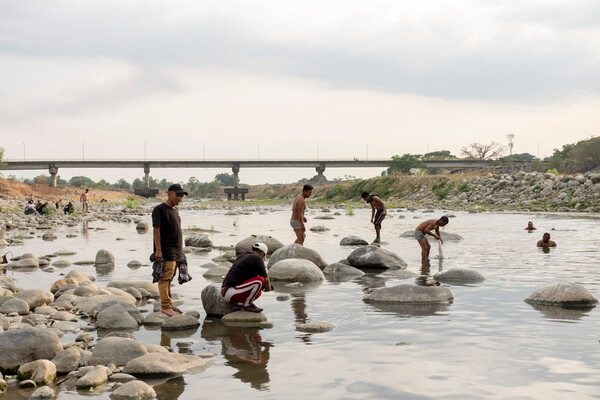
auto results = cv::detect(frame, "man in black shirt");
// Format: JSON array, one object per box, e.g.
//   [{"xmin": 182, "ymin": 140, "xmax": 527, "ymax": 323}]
[
  {"xmin": 152, "ymin": 183, "xmax": 187, "ymax": 317},
  {"xmin": 221, "ymin": 243, "xmax": 272, "ymax": 313}
]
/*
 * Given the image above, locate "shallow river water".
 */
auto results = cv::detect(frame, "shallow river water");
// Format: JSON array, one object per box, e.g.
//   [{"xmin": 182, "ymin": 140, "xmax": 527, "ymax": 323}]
[{"xmin": 3, "ymin": 203, "xmax": 600, "ymax": 400}]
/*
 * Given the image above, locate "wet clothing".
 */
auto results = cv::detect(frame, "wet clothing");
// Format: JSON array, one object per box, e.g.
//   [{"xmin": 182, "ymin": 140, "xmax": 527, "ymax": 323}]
[
  {"xmin": 222, "ymin": 252, "xmax": 268, "ymax": 288},
  {"xmin": 414, "ymin": 229, "xmax": 426, "ymax": 240},
  {"xmin": 374, "ymin": 209, "xmax": 385, "ymax": 228},
  {"xmin": 290, "ymin": 219, "xmax": 302, "ymax": 230},
  {"xmin": 152, "ymin": 202, "xmax": 183, "ymax": 262}
]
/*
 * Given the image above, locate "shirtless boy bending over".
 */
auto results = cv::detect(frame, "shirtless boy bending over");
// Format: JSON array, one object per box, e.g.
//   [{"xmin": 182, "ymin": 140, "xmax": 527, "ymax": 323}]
[
  {"xmin": 290, "ymin": 184, "xmax": 313, "ymax": 246},
  {"xmin": 415, "ymin": 216, "xmax": 449, "ymax": 259}
]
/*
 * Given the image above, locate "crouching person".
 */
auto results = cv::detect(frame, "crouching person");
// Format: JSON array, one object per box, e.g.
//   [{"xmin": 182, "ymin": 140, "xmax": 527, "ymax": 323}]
[{"xmin": 221, "ymin": 243, "xmax": 272, "ymax": 313}]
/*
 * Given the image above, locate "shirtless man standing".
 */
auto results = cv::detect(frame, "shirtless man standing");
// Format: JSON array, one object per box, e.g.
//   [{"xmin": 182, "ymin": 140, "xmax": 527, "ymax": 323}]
[
  {"xmin": 80, "ymin": 188, "xmax": 89, "ymax": 214},
  {"xmin": 525, "ymin": 221, "xmax": 537, "ymax": 231},
  {"xmin": 361, "ymin": 192, "xmax": 386, "ymax": 244},
  {"xmin": 537, "ymin": 232, "xmax": 557, "ymax": 248},
  {"xmin": 290, "ymin": 184, "xmax": 313, "ymax": 246},
  {"xmin": 415, "ymin": 216, "xmax": 449, "ymax": 259}
]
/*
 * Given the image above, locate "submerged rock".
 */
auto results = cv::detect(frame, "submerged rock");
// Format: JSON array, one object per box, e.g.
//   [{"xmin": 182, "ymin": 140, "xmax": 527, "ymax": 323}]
[
  {"xmin": 433, "ymin": 268, "xmax": 486, "ymax": 283},
  {"xmin": 339, "ymin": 236, "xmax": 369, "ymax": 246},
  {"xmin": 95, "ymin": 249, "xmax": 115, "ymax": 265},
  {"xmin": 524, "ymin": 281, "xmax": 598, "ymax": 307},
  {"xmin": 110, "ymin": 380, "xmax": 156, "ymax": 400},
  {"xmin": 363, "ymin": 284, "xmax": 453, "ymax": 304},
  {"xmin": 347, "ymin": 246, "xmax": 407, "ymax": 270},
  {"xmin": 323, "ymin": 263, "xmax": 365, "ymax": 277},
  {"xmin": 161, "ymin": 314, "xmax": 200, "ymax": 331},
  {"xmin": 123, "ymin": 353, "xmax": 209, "ymax": 375},
  {"xmin": 296, "ymin": 321, "xmax": 335, "ymax": 333}
]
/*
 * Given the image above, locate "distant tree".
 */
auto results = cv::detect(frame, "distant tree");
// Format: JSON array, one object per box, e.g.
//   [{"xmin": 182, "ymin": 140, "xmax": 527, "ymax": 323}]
[
  {"xmin": 113, "ymin": 178, "xmax": 131, "ymax": 189},
  {"xmin": 33, "ymin": 174, "xmax": 49, "ymax": 184},
  {"xmin": 0, "ymin": 147, "xmax": 5, "ymax": 167},
  {"xmin": 215, "ymin": 173, "xmax": 235, "ymax": 186},
  {"xmin": 56, "ymin": 176, "xmax": 68, "ymax": 185},
  {"xmin": 502, "ymin": 152, "xmax": 535, "ymax": 161},
  {"xmin": 132, "ymin": 178, "xmax": 145, "ymax": 190},
  {"xmin": 387, "ymin": 154, "xmax": 426, "ymax": 174},
  {"xmin": 69, "ymin": 176, "xmax": 95, "ymax": 187},
  {"xmin": 157, "ymin": 178, "xmax": 173, "ymax": 191},
  {"xmin": 299, "ymin": 174, "xmax": 327, "ymax": 183},
  {"xmin": 549, "ymin": 136, "xmax": 600, "ymax": 173},
  {"xmin": 423, "ymin": 150, "xmax": 456, "ymax": 160},
  {"xmin": 460, "ymin": 142, "xmax": 507, "ymax": 160},
  {"xmin": 95, "ymin": 179, "xmax": 110, "ymax": 189}
]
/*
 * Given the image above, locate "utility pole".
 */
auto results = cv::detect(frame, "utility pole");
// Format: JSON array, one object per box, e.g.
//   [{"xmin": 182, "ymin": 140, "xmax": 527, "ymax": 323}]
[{"xmin": 507, "ymin": 133, "xmax": 515, "ymax": 156}]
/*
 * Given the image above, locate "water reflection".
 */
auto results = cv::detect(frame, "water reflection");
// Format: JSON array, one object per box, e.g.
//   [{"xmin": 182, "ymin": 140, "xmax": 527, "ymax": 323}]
[
  {"xmin": 201, "ymin": 319, "xmax": 271, "ymax": 390},
  {"xmin": 154, "ymin": 376, "xmax": 186, "ymax": 400},
  {"xmin": 527, "ymin": 303, "xmax": 595, "ymax": 321},
  {"xmin": 367, "ymin": 301, "xmax": 450, "ymax": 317},
  {"xmin": 415, "ymin": 259, "xmax": 441, "ymax": 287},
  {"xmin": 81, "ymin": 221, "xmax": 89, "ymax": 240}
]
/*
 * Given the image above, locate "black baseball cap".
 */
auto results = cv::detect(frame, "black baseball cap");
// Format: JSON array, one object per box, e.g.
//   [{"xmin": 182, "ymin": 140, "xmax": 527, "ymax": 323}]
[{"xmin": 168, "ymin": 184, "xmax": 188, "ymax": 196}]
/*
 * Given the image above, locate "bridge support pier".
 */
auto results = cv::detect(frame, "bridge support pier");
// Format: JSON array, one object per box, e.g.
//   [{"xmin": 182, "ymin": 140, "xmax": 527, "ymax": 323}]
[
  {"xmin": 232, "ymin": 164, "xmax": 240, "ymax": 188},
  {"xmin": 49, "ymin": 165, "xmax": 58, "ymax": 187},
  {"xmin": 316, "ymin": 164, "xmax": 326, "ymax": 184},
  {"xmin": 144, "ymin": 164, "xmax": 150, "ymax": 189}
]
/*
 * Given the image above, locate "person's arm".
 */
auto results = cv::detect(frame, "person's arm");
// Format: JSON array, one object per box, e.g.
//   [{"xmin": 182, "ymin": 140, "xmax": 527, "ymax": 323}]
[
  {"xmin": 153, "ymin": 226, "xmax": 162, "ymax": 261},
  {"xmin": 264, "ymin": 276, "xmax": 273, "ymax": 291},
  {"xmin": 370, "ymin": 203, "xmax": 375, "ymax": 222},
  {"xmin": 435, "ymin": 225, "xmax": 443, "ymax": 244}
]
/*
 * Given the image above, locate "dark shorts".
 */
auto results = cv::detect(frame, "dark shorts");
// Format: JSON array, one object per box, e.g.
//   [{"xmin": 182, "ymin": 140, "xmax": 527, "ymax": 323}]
[
  {"xmin": 414, "ymin": 229, "xmax": 425, "ymax": 240},
  {"xmin": 374, "ymin": 210, "xmax": 385, "ymax": 228}
]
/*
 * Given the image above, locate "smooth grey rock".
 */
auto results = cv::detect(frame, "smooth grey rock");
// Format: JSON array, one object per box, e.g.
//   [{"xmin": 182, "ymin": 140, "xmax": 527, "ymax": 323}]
[
  {"xmin": 222, "ymin": 311, "xmax": 267, "ymax": 323},
  {"xmin": 203, "ymin": 265, "xmax": 230, "ymax": 280},
  {"xmin": 339, "ymin": 236, "xmax": 369, "ymax": 246},
  {"xmin": 17, "ymin": 360, "xmax": 56, "ymax": 385},
  {"xmin": 201, "ymin": 285, "xmax": 233, "ymax": 317},
  {"xmin": 14, "ymin": 289, "xmax": 54, "ymax": 309},
  {"xmin": 0, "ymin": 326, "xmax": 63, "ymax": 374},
  {"xmin": 54, "ymin": 250, "xmax": 77, "ymax": 256},
  {"xmin": 347, "ymin": 245, "xmax": 407, "ymax": 270},
  {"xmin": 50, "ymin": 311, "xmax": 77, "ymax": 321},
  {"xmin": 525, "ymin": 281, "xmax": 598, "ymax": 306},
  {"xmin": 434, "ymin": 268, "xmax": 486, "ymax": 283},
  {"xmin": 107, "ymin": 281, "xmax": 159, "ymax": 298},
  {"xmin": 268, "ymin": 244, "xmax": 327, "ymax": 269},
  {"xmin": 126, "ymin": 260, "xmax": 142, "ymax": 269},
  {"xmin": 6, "ymin": 258, "xmax": 39, "ymax": 270},
  {"xmin": 51, "ymin": 321, "xmax": 81, "ymax": 333},
  {"xmin": 0, "ymin": 298, "xmax": 30, "ymax": 315},
  {"xmin": 110, "ymin": 380, "xmax": 156, "ymax": 400},
  {"xmin": 109, "ymin": 373, "xmax": 136, "ymax": 383},
  {"xmin": 96, "ymin": 304, "xmax": 141, "ymax": 330},
  {"xmin": 73, "ymin": 295, "xmax": 136, "ymax": 316},
  {"xmin": 95, "ymin": 249, "xmax": 115, "ymax": 265},
  {"xmin": 29, "ymin": 385, "xmax": 56, "ymax": 399},
  {"xmin": 295, "ymin": 322, "xmax": 335, "ymax": 333},
  {"xmin": 143, "ymin": 312, "xmax": 169, "ymax": 326},
  {"xmin": 135, "ymin": 222, "xmax": 149, "ymax": 231},
  {"xmin": 161, "ymin": 314, "xmax": 200, "ymax": 331},
  {"xmin": 0, "ymin": 276, "xmax": 18, "ymax": 292},
  {"xmin": 310, "ymin": 225, "xmax": 330, "ymax": 232},
  {"xmin": 269, "ymin": 259, "xmax": 325, "ymax": 282},
  {"xmin": 145, "ymin": 345, "xmax": 169, "ymax": 353},
  {"xmin": 52, "ymin": 259, "xmax": 71, "ymax": 268},
  {"xmin": 76, "ymin": 365, "xmax": 108, "ymax": 388},
  {"xmin": 184, "ymin": 234, "xmax": 213, "ymax": 248},
  {"xmin": 42, "ymin": 233, "xmax": 58, "ymax": 241},
  {"xmin": 51, "ymin": 347, "xmax": 81, "ymax": 374},
  {"xmin": 123, "ymin": 353, "xmax": 209, "ymax": 375},
  {"xmin": 363, "ymin": 284, "xmax": 453, "ymax": 304},
  {"xmin": 126, "ymin": 287, "xmax": 142, "ymax": 300},
  {"xmin": 0, "ymin": 314, "xmax": 8, "ymax": 330},
  {"xmin": 91, "ymin": 337, "xmax": 148, "ymax": 367},
  {"xmin": 235, "ymin": 235, "xmax": 284, "ymax": 256},
  {"xmin": 323, "ymin": 263, "xmax": 365, "ymax": 277}
]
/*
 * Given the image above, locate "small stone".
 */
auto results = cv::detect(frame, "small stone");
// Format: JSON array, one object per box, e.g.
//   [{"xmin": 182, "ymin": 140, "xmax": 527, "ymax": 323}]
[{"xmin": 295, "ymin": 322, "xmax": 335, "ymax": 333}]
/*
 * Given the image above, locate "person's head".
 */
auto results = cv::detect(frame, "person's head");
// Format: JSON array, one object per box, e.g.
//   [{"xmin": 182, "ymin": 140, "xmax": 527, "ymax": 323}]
[
  {"xmin": 85, "ymin": 189, "xmax": 89, "ymax": 193},
  {"xmin": 361, "ymin": 191, "xmax": 371, "ymax": 202},
  {"xmin": 167, "ymin": 183, "xmax": 188, "ymax": 206},
  {"xmin": 527, "ymin": 221, "xmax": 534, "ymax": 228},
  {"xmin": 252, "ymin": 242, "xmax": 268, "ymax": 259},
  {"xmin": 542, "ymin": 232, "xmax": 551, "ymax": 242},
  {"xmin": 302, "ymin": 184, "xmax": 313, "ymax": 198},
  {"xmin": 438, "ymin": 216, "xmax": 449, "ymax": 226}
]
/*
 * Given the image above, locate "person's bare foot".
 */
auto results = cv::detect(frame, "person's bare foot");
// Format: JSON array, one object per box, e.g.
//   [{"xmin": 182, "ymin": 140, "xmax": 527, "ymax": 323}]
[
  {"xmin": 171, "ymin": 306, "xmax": 183, "ymax": 314},
  {"xmin": 161, "ymin": 308, "xmax": 177, "ymax": 317}
]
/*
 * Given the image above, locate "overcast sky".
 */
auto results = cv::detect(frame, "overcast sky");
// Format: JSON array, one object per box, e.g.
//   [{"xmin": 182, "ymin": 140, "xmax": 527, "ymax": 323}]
[{"xmin": 1, "ymin": 0, "xmax": 599, "ymax": 184}]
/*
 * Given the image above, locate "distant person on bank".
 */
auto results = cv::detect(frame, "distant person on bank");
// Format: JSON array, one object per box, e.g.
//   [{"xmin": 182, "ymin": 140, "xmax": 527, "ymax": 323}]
[
  {"xmin": 64, "ymin": 201, "xmax": 74, "ymax": 215},
  {"xmin": 80, "ymin": 188, "xmax": 90, "ymax": 214},
  {"xmin": 290, "ymin": 184, "xmax": 313, "ymax": 246},
  {"xmin": 537, "ymin": 232, "xmax": 557, "ymax": 248},
  {"xmin": 152, "ymin": 184, "xmax": 188, "ymax": 317},
  {"xmin": 24, "ymin": 200, "xmax": 36, "ymax": 215},
  {"xmin": 525, "ymin": 221, "xmax": 537, "ymax": 231},
  {"xmin": 415, "ymin": 216, "xmax": 449, "ymax": 259},
  {"xmin": 221, "ymin": 243, "xmax": 272, "ymax": 313},
  {"xmin": 361, "ymin": 191, "xmax": 387, "ymax": 244}
]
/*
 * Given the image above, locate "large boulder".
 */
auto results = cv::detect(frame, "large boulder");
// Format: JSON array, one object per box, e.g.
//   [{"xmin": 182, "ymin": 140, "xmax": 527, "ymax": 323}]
[
  {"xmin": 14, "ymin": 289, "xmax": 54, "ymax": 309},
  {"xmin": 235, "ymin": 235, "xmax": 284, "ymax": 256},
  {"xmin": 201, "ymin": 285, "xmax": 233, "ymax": 317},
  {"xmin": 269, "ymin": 259, "xmax": 325, "ymax": 282},
  {"xmin": 363, "ymin": 284, "xmax": 454, "ymax": 304},
  {"xmin": 267, "ymin": 244, "xmax": 327, "ymax": 269},
  {"xmin": 347, "ymin": 246, "xmax": 407, "ymax": 270},
  {"xmin": 0, "ymin": 298, "xmax": 30, "ymax": 315},
  {"xmin": 433, "ymin": 268, "xmax": 485, "ymax": 283},
  {"xmin": 95, "ymin": 249, "xmax": 115, "ymax": 265},
  {"xmin": 51, "ymin": 347, "xmax": 81, "ymax": 374},
  {"xmin": 184, "ymin": 234, "xmax": 213, "ymax": 248},
  {"xmin": 17, "ymin": 360, "xmax": 56, "ymax": 385},
  {"xmin": 0, "ymin": 326, "xmax": 63, "ymax": 374},
  {"xmin": 76, "ymin": 365, "xmax": 109, "ymax": 388},
  {"xmin": 123, "ymin": 353, "xmax": 209, "ymax": 375},
  {"xmin": 339, "ymin": 236, "xmax": 369, "ymax": 246},
  {"xmin": 524, "ymin": 281, "xmax": 598, "ymax": 307},
  {"xmin": 96, "ymin": 304, "xmax": 142, "ymax": 330},
  {"xmin": 91, "ymin": 337, "xmax": 148, "ymax": 367},
  {"xmin": 110, "ymin": 380, "xmax": 156, "ymax": 400}
]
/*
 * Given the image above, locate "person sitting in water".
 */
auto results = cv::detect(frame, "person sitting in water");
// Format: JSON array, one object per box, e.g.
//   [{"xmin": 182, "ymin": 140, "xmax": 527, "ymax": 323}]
[
  {"xmin": 64, "ymin": 201, "xmax": 74, "ymax": 215},
  {"xmin": 221, "ymin": 243, "xmax": 272, "ymax": 313},
  {"xmin": 525, "ymin": 221, "xmax": 537, "ymax": 231},
  {"xmin": 34, "ymin": 200, "xmax": 45, "ymax": 214},
  {"xmin": 537, "ymin": 232, "xmax": 557, "ymax": 248},
  {"xmin": 24, "ymin": 200, "xmax": 36, "ymax": 215}
]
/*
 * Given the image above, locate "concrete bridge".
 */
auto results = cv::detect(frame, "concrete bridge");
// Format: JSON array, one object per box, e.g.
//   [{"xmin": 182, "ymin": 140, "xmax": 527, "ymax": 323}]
[{"xmin": 0, "ymin": 158, "xmax": 509, "ymax": 188}]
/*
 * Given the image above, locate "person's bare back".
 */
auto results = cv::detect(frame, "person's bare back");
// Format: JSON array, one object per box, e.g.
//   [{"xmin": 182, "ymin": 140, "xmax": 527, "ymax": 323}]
[
  {"xmin": 291, "ymin": 184, "xmax": 313, "ymax": 245},
  {"xmin": 291, "ymin": 194, "xmax": 306, "ymax": 222}
]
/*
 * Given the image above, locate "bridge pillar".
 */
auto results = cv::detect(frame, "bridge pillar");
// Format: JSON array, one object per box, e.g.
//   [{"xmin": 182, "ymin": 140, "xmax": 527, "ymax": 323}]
[
  {"xmin": 315, "ymin": 164, "xmax": 326, "ymax": 184},
  {"xmin": 232, "ymin": 164, "xmax": 240, "ymax": 189},
  {"xmin": 49, "ymin": 165, "xmax": 58, "ymax": 187},
  {"xmin": 144, "ymin": 163, "xmax": 150, "ymax": 189}
]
